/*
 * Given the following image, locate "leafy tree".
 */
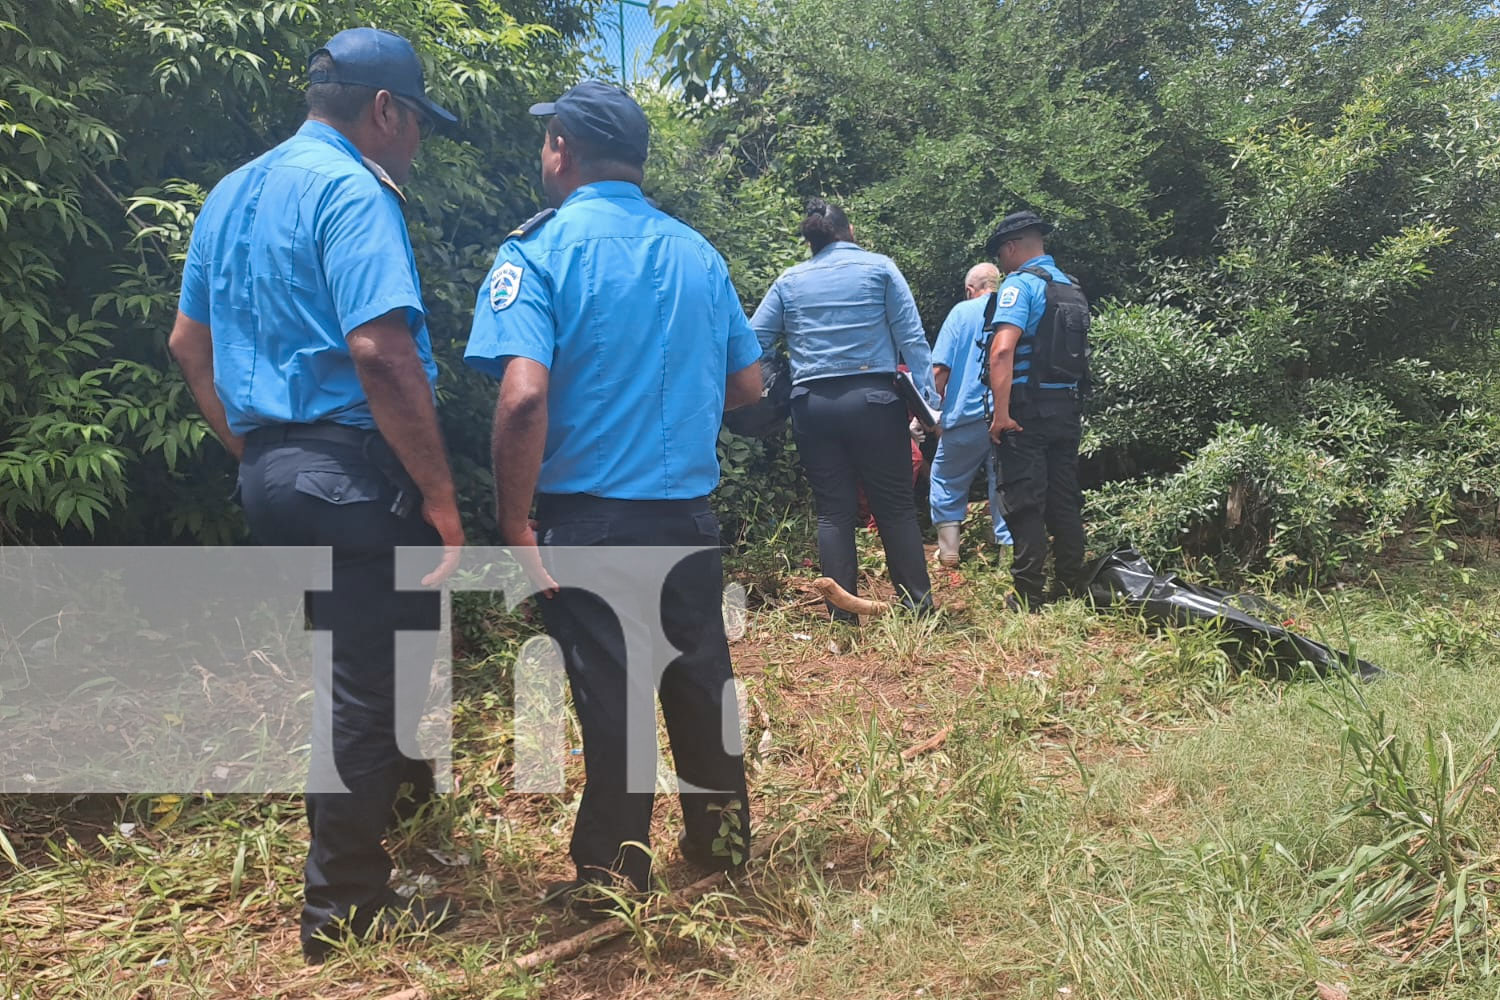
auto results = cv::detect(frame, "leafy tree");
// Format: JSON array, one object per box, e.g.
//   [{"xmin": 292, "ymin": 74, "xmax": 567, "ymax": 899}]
[
  {"xmin": 651, "ymin": 0, "xmax": 1500, "ymax": 575},
  {"xmin": 9, "ymin": 0, "xmax": 1500, "ymax": 579},
  {"xmin": 653, "ymin": 0, "xmax": 1161, "ymax": 317},
  {"xmin": 0, "ymin": 0, "xmax": 587, "ymax": 543},
  {"xmin": 1089, "ymin": 5, "xmax": 1500, "ymax": 573}
]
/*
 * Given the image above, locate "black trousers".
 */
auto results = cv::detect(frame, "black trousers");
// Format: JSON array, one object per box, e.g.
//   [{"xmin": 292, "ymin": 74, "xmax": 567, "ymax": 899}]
[
  {"xmin": 237, "ymin": 427, "xmax": 439, "ymax": 953},
  {"xmin": 536, "ymin": 494, "xmax": 750, "ymax": 891},
  {"xmin": 790, "ymin": 374, "xmax": 933, "ymax": 621},
  {"xmin": 993, "ymin": 400, "xmax": 1087, "ymax": 606}
]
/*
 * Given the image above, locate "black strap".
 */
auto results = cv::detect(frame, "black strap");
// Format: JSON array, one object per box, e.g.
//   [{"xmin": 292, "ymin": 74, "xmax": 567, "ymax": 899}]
[
  {"xmin": 978, "ymin": 291, "xmax": 1000, "ymax": 423},
  {"xmin": 244, "ymin": 422, "xmax": 376, "ymax": 449},
  {"xmin": 1018, "ymin": 265, "xmax": 1083, "ymax": 290}
]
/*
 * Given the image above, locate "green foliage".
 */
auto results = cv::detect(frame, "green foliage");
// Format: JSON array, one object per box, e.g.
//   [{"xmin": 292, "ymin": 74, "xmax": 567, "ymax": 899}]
[
  {"xmin": 1084, "ymin": 303, "xmax": 1290, "ymax": 476},
  {"xmin": 8, "ymin": 0, "xmax": 1500, "ymax": 583},
  {"xmin": 709, "ymin": 424, "xmax": 807, "ymax": 549},
  {"xmin": 649, "ymin": 0, "xmax": 1500, "ymax": 579},
  {"xmin": 1312, "ymin": 675, "xmax": 1500, "ymax": 970},
  {"xmin": 0, "ymin": 0, "xmax": 586, "ymax": 543},
  {"xmin": 1087, "ymin": 365, "xmax": 1500, "ymax": 581},
  {"xmin": 649, "ymin": 0, "xmax": 1160, "ymax": 319},
  {"xmin": 709, "ymin": 796, "xmax": 746, "ymax": 866},
  {"xmin": 649, "ymin": 0, "xmax": 764, "ymax": 106},
  {"xmin": 1087, "ymin": 2, "xmax": 1500, "ymax": 575}
]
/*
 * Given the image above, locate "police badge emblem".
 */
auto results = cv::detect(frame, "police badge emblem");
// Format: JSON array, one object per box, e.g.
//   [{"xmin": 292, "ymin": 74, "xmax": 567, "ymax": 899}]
[
  {"xmin": 490, "ymin": 262, "xmax": 523, "ymax": 311},
  {"xmin": 997, "ymin": 286, "xmax": 1020, "ymax": 309}
]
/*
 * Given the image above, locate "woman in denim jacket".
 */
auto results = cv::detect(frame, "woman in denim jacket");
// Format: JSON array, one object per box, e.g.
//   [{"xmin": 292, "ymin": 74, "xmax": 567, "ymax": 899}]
[{"xmin": 751, "ymin": 199, "xmax": 938, "ymax": 621}]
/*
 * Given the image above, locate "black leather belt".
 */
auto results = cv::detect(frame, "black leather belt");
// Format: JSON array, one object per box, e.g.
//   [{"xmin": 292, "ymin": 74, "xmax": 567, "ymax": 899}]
[
  {"xmin": 799, "ymin": 371, "xmax": 895, "ymax": 387},
  {"xmin": 535, "ymin": 493, "xmax": 710, "ymax": 521},
  {"xmin": 244, "ymin": 422, "xmax": 377, "ymax": 449},
  {"xmin": 244, "ymin": 423, "xmax": 419, "ymax": 517}
]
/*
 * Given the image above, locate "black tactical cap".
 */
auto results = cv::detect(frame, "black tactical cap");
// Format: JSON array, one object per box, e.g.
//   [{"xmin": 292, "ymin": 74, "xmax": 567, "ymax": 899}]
[{"xmin": 985, "ymin": 210, "xmax": 1054, "ymax": 254}]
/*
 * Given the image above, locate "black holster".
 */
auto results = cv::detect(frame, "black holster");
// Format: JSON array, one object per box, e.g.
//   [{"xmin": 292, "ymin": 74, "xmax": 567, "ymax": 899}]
[{"xmin": 361, "ymin": 435, "xmax": 421, "ymax": 520}]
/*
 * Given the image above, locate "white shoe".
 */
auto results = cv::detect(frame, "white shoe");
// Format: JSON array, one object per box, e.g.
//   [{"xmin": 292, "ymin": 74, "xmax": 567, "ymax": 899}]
[{"xmin": 936, "ymin": 522, "xmax": 961, "ymax": 567}]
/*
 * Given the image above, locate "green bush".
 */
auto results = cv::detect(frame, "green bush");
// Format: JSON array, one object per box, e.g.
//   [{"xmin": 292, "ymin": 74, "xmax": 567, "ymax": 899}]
[
  {"xmin": 648, "ymin": 0, "xmax": 1500, "ymax": 580},
  {"xmin": 1087, "ymin": 367, "xmax": 1500, "ymax": 580},
  {"xmin": 8, "ymin": 0, "xmax": 1500, "ymax": 583},
  {"xmin": 0, "ymin": 0, "xmax": 584, "ymax": 543},
  {"xmin": 1083, "ymin": 302, "xmax": 1290, "ymax": 477}
]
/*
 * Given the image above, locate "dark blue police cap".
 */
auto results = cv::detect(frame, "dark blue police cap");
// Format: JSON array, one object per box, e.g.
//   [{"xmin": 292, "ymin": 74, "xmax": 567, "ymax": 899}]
[
  {"xmin": 308, "ymin": 27, "xmax": 458, "ymax": 127},
  {"xmin": 530, "ymin": 80, "xmax": 649, "ymax": 166},
  {"xmin": 985, "ymin": 210, "xmax": 1054, "ymax": 254}
]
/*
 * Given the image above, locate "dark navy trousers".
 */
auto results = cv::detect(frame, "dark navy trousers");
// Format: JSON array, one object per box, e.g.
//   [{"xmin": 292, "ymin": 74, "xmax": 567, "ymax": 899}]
[
  {"xmin": 790, "ymin": 373, "xmax": 933, "ymax": 621},
  {"xmin": 535, "ymin": 494, "xmax": 751, "ymax": 891},
  {"xmin": 237, "ymin": 426, "xmax": 439, "ymax": 953},
  {"xmin": 993, "ymin": 398, "xmax": 1087, "ymax": 606}
]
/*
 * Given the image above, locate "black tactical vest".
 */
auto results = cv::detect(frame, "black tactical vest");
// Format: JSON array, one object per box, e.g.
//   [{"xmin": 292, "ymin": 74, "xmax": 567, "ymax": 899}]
[
  {"xmin": 1014, "ymin": 265, "xmax": 1090, "ymax": 393},
  {"xmin": 977, "ymin": 267, "xmax": 1092, "ymax": 416}
]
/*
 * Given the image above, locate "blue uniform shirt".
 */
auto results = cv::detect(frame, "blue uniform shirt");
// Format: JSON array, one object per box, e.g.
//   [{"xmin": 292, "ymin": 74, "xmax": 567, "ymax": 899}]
[
  {"xmin": 464, "ymin": 181, "xmax": 762, "ymax": 500},
  {"xmin": 178, "ymin": 120, "xmax": 437, "ymax": 435},
  {"xmin": 750, "ymin": 242, "xmax": 937, "ymax": 405},
  {"xmin": 991, "ymin": 254, "xmax": 1073, "ymax": 389},
  {"xmin": 931, "ymin": 296, "xmax": 993, "ymax": 430}
]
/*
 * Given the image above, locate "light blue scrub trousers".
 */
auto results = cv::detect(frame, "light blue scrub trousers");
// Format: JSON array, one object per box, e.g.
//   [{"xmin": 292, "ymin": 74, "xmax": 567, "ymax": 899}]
[{"xmin": 928, "ymin": 418, "xmax": 1013, "ymax": 544}]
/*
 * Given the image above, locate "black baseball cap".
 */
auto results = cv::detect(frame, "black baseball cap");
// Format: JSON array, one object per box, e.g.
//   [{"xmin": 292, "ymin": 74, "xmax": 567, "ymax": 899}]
[
  {"xmin": 985, "ymin": 210, "xmax": 1054, "ymax": 254},
  {"xmin": 308, "ymin": 27, "xmax": 458, "ymax": 127},
  {"xmin": 529, "ymin": 80, "xmax": 649, "ymax": 166}
]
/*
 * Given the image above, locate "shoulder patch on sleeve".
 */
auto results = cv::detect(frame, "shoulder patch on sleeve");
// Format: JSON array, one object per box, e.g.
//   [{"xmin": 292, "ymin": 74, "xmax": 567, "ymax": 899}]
[
  {"xmin": 360, "ymin": 155, "xmax": 406, "ymax": 204},
  {"xmin": 997, "ymin": 286, "xmax": 1020, "ymax": 309},
  {"xmin": 489, "ymin": 262, "xmax": 523, "ymax": 311},
  {"xmin": 503, "ymin": 208, "xmax": 555, "ymax": 244}
]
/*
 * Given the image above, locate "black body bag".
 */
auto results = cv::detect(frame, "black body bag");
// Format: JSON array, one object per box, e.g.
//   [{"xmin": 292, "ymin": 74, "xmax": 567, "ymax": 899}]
[{"xmin": 1084, "ymin": 547, "xmax": 1380, "ymax": 680}]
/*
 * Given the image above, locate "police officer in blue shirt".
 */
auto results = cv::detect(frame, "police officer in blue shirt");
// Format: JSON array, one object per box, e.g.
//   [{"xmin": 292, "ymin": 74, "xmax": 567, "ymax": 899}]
[
  {"xmin": 464, "ymin": 81, "xmax": 763, "ymax": 911},
  {"xmin": 984, "ymin": 211, "xmax": 1088, "ymax": 610},
  {"xmin": 751, "ymin": 200, "xmax": 938, "ymax": 621},
  {"xmin": 929, "ymin": 262, "xmax": 1013, "ymax": 567},
  {"xmin": 168, "ymin": 28, "xmax": 464, "ymax": 961}
]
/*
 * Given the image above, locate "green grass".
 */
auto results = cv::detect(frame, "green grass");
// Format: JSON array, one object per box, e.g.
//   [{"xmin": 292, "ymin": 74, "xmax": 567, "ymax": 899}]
[
  {"xmin": 710, "ymin": 546, "xmax": 1500, "ymax": 1000},
  {"xmin": 3, "ymin": 539, "xmax": 1500, "ymax": 998}
]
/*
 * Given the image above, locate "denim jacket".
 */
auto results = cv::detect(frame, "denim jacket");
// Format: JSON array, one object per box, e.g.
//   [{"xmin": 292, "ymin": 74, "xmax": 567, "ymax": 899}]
[{"xmin": 750, "ymin": 242, "xmax": 937, "ymax": 405}]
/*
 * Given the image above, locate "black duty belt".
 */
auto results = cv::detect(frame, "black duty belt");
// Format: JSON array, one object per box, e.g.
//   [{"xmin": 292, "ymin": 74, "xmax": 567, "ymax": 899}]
[
  {"xmin": 244, "ymin": 422, "xmax": 419, "ymax": 519},
  {"xmin": 535, "ymin": 493, "xmax": 710, "ymax": 522},
  {"xmin": 244, "ymin": 422, "xmax": 378, "ymax": 449}
]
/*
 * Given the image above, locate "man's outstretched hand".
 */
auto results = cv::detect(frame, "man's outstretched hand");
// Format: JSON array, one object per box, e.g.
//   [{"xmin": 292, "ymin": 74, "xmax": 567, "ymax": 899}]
[{"xmin": 504, "ymin": 520, "xmax": 559, "ymax": 597}]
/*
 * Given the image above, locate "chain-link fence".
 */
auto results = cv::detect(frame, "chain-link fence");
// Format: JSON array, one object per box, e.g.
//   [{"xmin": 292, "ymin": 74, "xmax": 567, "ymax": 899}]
[{"xmin": 595, "ymin": 0, "xmax": 659, "ymax": 89}]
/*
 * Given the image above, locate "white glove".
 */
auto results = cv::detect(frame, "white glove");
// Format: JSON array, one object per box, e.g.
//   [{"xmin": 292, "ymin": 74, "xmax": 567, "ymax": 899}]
[{"xmin": 908, "ymin": 417, "xmax": 927, "ymax": 443}]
